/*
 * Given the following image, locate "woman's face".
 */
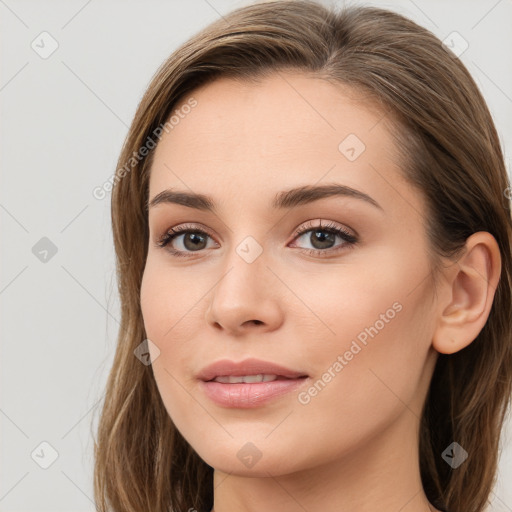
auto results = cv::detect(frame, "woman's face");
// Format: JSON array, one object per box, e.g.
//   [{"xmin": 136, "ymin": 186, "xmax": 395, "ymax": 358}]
[{"xmin": 140, "ymin": 72, "xmax": 441, "ymax": 476}]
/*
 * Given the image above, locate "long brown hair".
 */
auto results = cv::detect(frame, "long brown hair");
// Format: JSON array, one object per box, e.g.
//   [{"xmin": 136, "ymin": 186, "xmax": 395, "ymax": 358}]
[{"xmin": 93, "ymin": 1, "xmax": 512, "ymax": 511}]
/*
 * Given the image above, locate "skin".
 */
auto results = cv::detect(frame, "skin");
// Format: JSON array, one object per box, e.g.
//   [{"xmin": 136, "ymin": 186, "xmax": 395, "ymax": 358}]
[{"xmin": 140, "ymin": 71, "xmax": 501, "ymax": 512}]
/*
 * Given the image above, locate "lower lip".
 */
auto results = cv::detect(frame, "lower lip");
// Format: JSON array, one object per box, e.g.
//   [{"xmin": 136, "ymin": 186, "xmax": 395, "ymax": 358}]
[{"xmin": 200, "ymin": 378, "xmax": 309, "ymax": 408}]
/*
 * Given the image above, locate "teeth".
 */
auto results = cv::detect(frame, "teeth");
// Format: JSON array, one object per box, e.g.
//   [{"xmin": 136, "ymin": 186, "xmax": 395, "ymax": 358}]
[{"xmin": 213, "ymin": 374, "xmax": 279, "ymax": 383}]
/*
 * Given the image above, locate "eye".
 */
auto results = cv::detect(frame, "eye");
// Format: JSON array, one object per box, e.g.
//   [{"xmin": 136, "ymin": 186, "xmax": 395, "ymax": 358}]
[
  {"xmin": 155, "ymin": 223, "xmax": 217, "ymax": 258},
  {"xmin": 289, "ymin": 219, "xmax": 357, "ymax": 256}
]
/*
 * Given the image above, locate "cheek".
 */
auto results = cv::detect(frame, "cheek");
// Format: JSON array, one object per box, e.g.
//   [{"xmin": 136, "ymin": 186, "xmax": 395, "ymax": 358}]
[
  {"xmin": 299, "ymin": 250, "xmax": 433, "ymax": 414},
  {"xmin": 140, "ymin": 262, "xmax": 168, "ymax": 343},
  {"xmin": 140, "ymin": 256, "xmax": 205, "ymax": 339},
  {"xmin": 293, "ymin": 254, "xmax": 411, "ymax": 357},
  {"xmin": 140, "ymin": 256, "xmax": 207, "ymax": 390},
  {"xmin": 140, "ymin": 262, "xmax": 201, "ymax": 438}
]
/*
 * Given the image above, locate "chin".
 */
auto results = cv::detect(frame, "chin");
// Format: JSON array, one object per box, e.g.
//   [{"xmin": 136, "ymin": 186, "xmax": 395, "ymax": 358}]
[{"xmin": 190, "ymin": 436, "xmax": 311, "ymax": 477}]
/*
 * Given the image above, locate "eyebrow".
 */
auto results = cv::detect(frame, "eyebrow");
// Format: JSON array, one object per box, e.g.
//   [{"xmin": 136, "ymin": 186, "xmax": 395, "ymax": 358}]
[{"xmin": 147, "ymin": 183, "xmax": 383, "ymax": 213}]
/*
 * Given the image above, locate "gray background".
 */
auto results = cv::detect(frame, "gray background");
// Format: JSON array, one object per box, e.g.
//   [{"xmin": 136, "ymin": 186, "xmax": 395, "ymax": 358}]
[{"xmin": 1, "ymin": 0, "xmax": 511, "ymax": 510}]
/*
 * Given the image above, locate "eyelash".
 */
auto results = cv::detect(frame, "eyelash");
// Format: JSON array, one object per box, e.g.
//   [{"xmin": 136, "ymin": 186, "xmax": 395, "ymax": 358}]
[{"xmin": 155, "ymin": 220, "xmax": 358, "ymax": 258}]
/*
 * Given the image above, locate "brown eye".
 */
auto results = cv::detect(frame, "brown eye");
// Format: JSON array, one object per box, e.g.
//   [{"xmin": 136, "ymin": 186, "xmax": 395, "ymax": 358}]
[
  {"xmin": 290, "ymin": 220, "xmax": 358, "ymax": 256},
  {"xmin": 156, "ymin": 224, "xmax": 218, "ymax": 257}
]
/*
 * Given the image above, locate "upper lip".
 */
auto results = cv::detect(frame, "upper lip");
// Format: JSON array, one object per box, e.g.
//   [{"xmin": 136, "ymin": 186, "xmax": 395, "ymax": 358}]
[{"xmin": 197, "ymin": 358, "xmax": 308, "ymax": 382}]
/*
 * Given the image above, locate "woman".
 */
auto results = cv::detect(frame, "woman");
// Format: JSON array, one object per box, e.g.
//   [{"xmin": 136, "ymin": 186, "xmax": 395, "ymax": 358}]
[{"xmin": 93, "ymin": 1, "xmax": 512, "ymax": 511}]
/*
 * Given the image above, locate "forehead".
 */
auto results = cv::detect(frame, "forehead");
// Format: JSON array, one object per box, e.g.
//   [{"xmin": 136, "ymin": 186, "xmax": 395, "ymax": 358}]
[
  {"xmin": 154, "ymin": 72, "xmax": 392, "ymax": 160},
  {"xmin": 148, "ymin": 72, "xmax": 419, "ymax": 219}
]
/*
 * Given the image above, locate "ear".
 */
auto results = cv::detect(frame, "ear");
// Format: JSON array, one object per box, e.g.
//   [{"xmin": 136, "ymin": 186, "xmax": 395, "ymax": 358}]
[{"xmin": 432, "ymin": 231, "xmax": 502, "ymax": 355}]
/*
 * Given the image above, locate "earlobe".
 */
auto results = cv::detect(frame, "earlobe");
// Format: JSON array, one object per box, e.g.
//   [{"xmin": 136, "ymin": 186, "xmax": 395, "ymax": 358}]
[{"xmin": 432, "ymin": 231, "xmax": 502, "ymax": 355}]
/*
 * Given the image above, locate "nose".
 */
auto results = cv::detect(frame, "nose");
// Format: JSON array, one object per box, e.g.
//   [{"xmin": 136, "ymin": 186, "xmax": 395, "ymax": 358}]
[{"xmin": 204, "ymin": 244, "xmax": 284, "ymax": 336}]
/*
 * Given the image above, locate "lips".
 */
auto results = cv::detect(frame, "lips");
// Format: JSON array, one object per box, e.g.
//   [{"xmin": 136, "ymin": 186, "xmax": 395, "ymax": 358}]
[
  {"xmin": 197, "ymin": 358, "xmax": 310, "ymax": 408},
  {"xmin": 197, "ymin": 357, "xmax": 308, "ymax": 382}
]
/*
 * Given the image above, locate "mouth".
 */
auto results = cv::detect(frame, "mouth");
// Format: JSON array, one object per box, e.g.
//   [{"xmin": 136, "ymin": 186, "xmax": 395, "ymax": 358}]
[{"xmin": 197, "ymin": 358, "xmax": 310, "ymax": 408}]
